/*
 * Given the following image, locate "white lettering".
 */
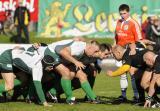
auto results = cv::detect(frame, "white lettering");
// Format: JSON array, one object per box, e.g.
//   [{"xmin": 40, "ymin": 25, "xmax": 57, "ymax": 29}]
[
  {"xmin": 0, "ymin": 0, "xmax": 35, "ymax": 12},
  {"xmin": 23, "ymin": 0, "xmax": 35, "ymax": 12}
]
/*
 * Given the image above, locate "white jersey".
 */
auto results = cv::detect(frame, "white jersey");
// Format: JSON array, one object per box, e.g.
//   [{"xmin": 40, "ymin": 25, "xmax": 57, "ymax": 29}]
[
  {"xmin": 70, "ymin": 41, "xmax": 86, "ymax": 59},
  {"xmin": 12, "ymin": 47, "xmax": 46, "ymax": 81},
  {"xmin": 48, "ymin": 39, "xmax": 74, "ymax": 53},
  {"xmin": 48, "ymin": 39, "xmax": 86, "ymax": 60}
]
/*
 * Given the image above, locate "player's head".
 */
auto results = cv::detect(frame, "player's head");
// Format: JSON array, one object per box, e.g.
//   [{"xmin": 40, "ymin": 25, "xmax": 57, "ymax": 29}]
[
  {"xmin": 119, "ymin": 4, "xmax": 130, "ymax": 20},
  {"xmin": 143, "ymin": 51, "xmax": 157, "ymax": 67},
  {"xmin": 32, "ymin": 42, "xmax": 48, "ymax": 50},
  {"xmin": 42, "ymin": 55, "xmax": 55, "ymax": 71},
  {"xmin": 18, "ymin": 0, "xmax": 23, "ymax": 6},
  {"xmin": 85, "ymin": 40, "xmax": 100, "ymax": 57},
  {"xmin": 94, "ymin": 43, "xmax": 112, "ymax": 59},
  {"xmin": 112, "ymin": 45, "xmax": 125, "ymax": 61}
]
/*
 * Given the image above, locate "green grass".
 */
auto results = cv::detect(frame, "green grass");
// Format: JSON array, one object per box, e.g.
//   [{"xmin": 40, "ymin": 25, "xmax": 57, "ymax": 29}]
[
  {"xmin": 0, "ymin": 32, "xmax": 114, "ymax": 44},
  {"xmin": 0, "ymin": 73, "xmax": 159, "ymax": 111}
]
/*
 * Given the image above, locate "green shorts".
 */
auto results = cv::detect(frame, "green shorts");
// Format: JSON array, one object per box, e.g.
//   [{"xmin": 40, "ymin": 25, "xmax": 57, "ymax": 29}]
[
  {"xmin": 13, "ymin": 58, "xmax": 32, "ymax": 74},
  {"xmin": 44, "ymin": 47, "xmax": 61, "ymax": 67},
  {"xmin": 0, "ymin": 49, "xmax": 13, "ymax": 73}
]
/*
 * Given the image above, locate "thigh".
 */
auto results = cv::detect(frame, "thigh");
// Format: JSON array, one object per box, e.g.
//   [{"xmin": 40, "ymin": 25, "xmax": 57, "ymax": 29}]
[
  {"xmin": 141, "ymin": 70, "xmax": 152, "ymax": 86},
  {"xmin": 15, "ymin": 71, "xmax": 29, "ymax": 85},
  {"xmin": 1, "ymin": 72, "xmax": 15, "ymax": 85},
  {"xmin": 55, "ymin": 64, "xmax": 71, "ymax": 78},
  {"xmin": 76, "ymin": 70, "xmax": 87, "ymax": 83}
]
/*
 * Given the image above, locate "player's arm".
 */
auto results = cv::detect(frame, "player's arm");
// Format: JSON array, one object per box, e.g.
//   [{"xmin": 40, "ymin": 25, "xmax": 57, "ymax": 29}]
[
  {"xmin": 107, "ymin": 64, "xmax": 130, "ymax": 77},
  {"xmin": 144, "ymin": 73, "xmax": 160, "ymax": 108},
  {"xmin": 151, "ymin": 25, "xmax": 160, "ymax": 36},
  {"xmin": 147, "ymin": 73, "xmax": 160, "ymax": 97},
  {"xmin": 26, "ymin": 8, "xmax": 30, "ymax": 22},
  {"xmin": 132, "ymin": 20, "xmax": 143, "ymax": 41},
  {"xmin": 139, "ymin": 39, "xmax": 155, "ymax": 46},
  {"xmin": 57, "ymin": 47, "xmax": 85, "ymax": 70}
]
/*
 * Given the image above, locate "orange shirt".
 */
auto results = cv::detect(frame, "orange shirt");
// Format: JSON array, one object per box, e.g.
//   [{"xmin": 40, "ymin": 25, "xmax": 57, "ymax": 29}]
[{"xmin": 115, "ymin": 17, "xmax": 142, "ymax": 46}]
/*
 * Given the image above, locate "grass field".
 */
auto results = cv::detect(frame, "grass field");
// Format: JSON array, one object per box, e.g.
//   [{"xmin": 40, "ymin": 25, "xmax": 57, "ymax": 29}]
[
  {"xmin": 0, "ymin": 72, "xmax": 159, "ymax": 111},
  {"xmin": 0, "ymin": 32, "xmax": 114, "ymax": 44}
]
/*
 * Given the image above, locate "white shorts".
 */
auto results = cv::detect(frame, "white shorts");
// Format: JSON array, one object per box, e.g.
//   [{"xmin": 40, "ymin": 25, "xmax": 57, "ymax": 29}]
[{"xmin": 115, "ymin": 60, "xmax": 122, "ymax": 67}]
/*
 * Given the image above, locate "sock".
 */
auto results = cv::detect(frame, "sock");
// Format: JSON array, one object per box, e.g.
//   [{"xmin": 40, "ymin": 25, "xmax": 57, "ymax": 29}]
[
  {"xmin": 85, "ymin": 76, "xmax": 95, "ymax": 99},
  {"xmin": 120, "ymin": 74, "xmax": 128, "ymax": 98},
  {"xmin": 131, "ymin": 75, "xmax": 139, "ymax": 99},
  {"xmin": 0, "ymin": 80, "xmax": 5, "ymax": 96},
  {"xmin": 121, "ymin": 88, "xmax": 127, "ymax": 98},
  {"xmin": 61, "ymin": 78, "xmax": 72, "ymax": 101},
  {"xmin": 81, "ymin": 81, "xmax": 96, "ymax": 100},
  {"xmin": 49, "ymin": 88, "xmax": 57, "ymax": 96}
]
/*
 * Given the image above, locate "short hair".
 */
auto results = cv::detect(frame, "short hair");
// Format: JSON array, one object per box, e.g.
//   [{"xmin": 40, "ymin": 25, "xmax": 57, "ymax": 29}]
[
  {"xmin": 119, "ymin": 4, "xmax": 130, "ymax": 12},
  {"xmin": 143, "ymin": 51, "xmax": 155, "ymax": 61},
  {"xmin": 90, "ymin": 40, "xmax": 100, "ymax": 46},
  {"xmin": 112, "ymin": 45, "xmax": 124, "ymax": 53},
  {"xmin": 99, "ymin": 43, "xmax": 111, "ymax": 52}
]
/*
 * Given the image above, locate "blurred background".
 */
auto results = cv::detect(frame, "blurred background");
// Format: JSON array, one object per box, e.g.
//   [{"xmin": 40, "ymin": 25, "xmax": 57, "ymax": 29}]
[{"xmin": 0, "ymin": 0, "xmax": 160, "ymax": 44}]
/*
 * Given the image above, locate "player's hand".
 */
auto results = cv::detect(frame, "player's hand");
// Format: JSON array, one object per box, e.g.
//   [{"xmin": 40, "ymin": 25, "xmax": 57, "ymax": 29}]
[
  {"xmin": 33, "ymin": 43, "xmax": 40, "ymax": 49},
  {"xmin": 106, "ymin": 70, "xmax": 113, "ymax": 77},
  {"xmin": 45, "ymin": 66, "xmax": 53, "ymax": 71},
  {"xmin": 74, "ymin": 61, "xmax": 85, "ymax": 70},
  {"xmin": 43, "ymin": 102, "xmax": 52, "ymax": 107},
  {"xmin": 144, "ymin": 100, "xmax": 151, "ymax": 108}
]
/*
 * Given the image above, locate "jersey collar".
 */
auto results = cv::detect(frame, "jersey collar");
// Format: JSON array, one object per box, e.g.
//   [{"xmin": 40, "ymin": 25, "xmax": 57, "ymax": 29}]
[{"xmin": 125, "ymin": 17, "xmax": 131, "ymax": 21}]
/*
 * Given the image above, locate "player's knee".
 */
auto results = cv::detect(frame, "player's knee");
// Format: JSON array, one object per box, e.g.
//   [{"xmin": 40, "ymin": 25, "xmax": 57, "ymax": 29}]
[
  {"xmin": 5, "ymin": 83, "xmax": 14, "ymax": 91},
  {"xmin": 141, "ymin": 80, "xmax": 149, "ymax": 89},
  {"xmin": 70, "ymin": 73, "xmax": 75, "ymax": 80},
  {"xmin": 61, "ymin": 69, "xmax": 71, "ymax": 78},
  {"xmin": 78, "ymin": 74, "xmax": 87, "ymax": 83}
]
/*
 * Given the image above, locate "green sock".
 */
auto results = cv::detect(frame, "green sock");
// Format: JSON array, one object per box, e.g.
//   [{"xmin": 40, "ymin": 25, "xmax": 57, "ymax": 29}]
[
  {"xmin": 28, "ymin": 81, "xmax": 36, "ymax": 98},
  {"xmin": 0, "ymin": 80, "xmax": 5, "ymax": 96},
  {"xmin": 81, "ymin": 81, "xmax": 96, "ymax": 100},
  {"xmin": 14, "ymin": 79, "xmax": 21, "ymax": 86},
  {"xmin": 49, "ymin": 88, "xmax": 57, "ymax": 96},
  {"xmin": 61, "ymin": 78, "xmax": 72, "ymax": 101}
]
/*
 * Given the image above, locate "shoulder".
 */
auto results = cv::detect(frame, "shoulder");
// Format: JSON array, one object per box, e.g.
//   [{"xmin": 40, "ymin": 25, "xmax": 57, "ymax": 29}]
[
  {"xmin": 71, "ymin": 41, "xmax": 86, "ymax": 49},
  {"xmin": 129, "ymin": 18, "xmax": 140, "ymax": 26}
]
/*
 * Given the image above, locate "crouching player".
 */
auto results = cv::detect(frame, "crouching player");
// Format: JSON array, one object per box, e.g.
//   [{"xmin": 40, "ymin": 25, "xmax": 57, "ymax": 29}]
[
  {"xmin": 106, "ymin": 42, "xmax": 152, "ymax": 104},
  {"xmin": 0, "ymin": 47, "xmax": 24, "ymax": 100},
  {"xmin": 143, "ymin": 51, "xmax": 160, "ymax": 108}
]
